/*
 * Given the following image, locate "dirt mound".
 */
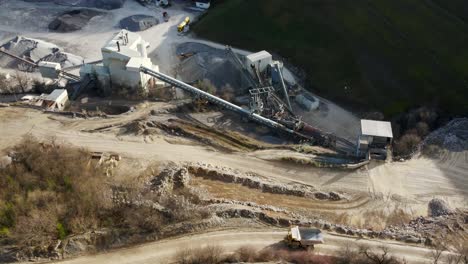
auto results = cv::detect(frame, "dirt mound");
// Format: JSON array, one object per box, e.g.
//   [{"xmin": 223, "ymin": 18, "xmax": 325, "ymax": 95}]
[
  {"xmin": 422, "ymin": 118, "xmax": 468, "ymax": 152},
  {"xmin": 0, "ymin": 36, "xmax": 82, "ymax": 70},
  {"xmin": 49, "ymin": 9, "xmax": 104, "ymax": 32},
  {"xmin": 428, "ymin": 198, "xmax": 454, "ymax": 217},
  {"xmin": 120, "ymin": 15, "xmax": 159, "ymax": 32}
]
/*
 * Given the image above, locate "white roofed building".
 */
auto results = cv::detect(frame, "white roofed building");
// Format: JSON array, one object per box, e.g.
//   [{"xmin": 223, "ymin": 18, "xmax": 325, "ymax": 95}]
[
  {"xmin": 357, "ymin": 119, "xmax": 393, "ymax": 159},
  {"xmin": 195, "ymin": 0, "xmax": 211, "ymax": 9},
  {"xmin": 42, "ymin": 89, "xmax": 69, "ymax": 110},
  {"xmin": 245, "ymin": 50, "xmax": 272, "ymax": 76},
  {"xmin": 80, "ymin": 30, "xmax": 161, "ymax": 95}
]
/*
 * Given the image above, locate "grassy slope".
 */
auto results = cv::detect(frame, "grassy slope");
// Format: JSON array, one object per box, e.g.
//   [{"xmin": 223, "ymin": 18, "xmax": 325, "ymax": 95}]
[{"xmin": 194, "ymin": 0, "xmax": 468, "ymax": 117}]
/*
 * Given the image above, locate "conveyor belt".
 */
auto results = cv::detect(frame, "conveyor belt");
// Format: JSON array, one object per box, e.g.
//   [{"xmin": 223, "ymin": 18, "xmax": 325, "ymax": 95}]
[{"xmin": 139, "ymin": 66, "xmax": 302, "ymax": 137}]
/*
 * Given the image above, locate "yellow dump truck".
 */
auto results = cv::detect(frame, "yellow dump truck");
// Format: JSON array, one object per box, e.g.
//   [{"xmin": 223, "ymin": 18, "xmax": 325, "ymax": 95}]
[
  {"xmin": 177, "ymin": 17, "xmax": 190, "ymax": 32},
  {"xmin": 284, "ymin": 226, "xmax": 324, "ymax": 249}
]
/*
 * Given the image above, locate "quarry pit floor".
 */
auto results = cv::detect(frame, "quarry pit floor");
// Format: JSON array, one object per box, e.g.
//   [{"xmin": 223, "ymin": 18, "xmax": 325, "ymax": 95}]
[{"xmin": 0, "ymin": 0, "xmax": 467, "ymax": 262}]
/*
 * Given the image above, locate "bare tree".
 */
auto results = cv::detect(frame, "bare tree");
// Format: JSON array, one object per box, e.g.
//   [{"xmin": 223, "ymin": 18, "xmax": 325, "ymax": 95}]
[
  {"xmin": 0, "ymin": 73, "xmax": 10, "ymax": 93},
  {"xmin": 359, "ymin": 245, "xmax": 400, "ymax": 264},
  {"xmin": 430, "ymin": 241, "xmax": 446, "ymax": 264},
  {"xmin": 14, "ymin": 70, "xmax": 31, "ymax": 93}
]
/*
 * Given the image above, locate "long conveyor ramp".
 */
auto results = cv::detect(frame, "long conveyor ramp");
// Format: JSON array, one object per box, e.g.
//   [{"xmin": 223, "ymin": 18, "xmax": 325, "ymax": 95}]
[{"xmin": 139, "ymin": 66, "xmax": 306, "ymax": 138}]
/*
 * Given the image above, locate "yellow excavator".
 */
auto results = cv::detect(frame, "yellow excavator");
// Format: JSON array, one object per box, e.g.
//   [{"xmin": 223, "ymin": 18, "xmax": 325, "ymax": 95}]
[
  {"xmin": 284, "ymin": 226, "xmax": 324, "ymax": 250},
  {"xmin": 177, "ymin": 17, "xmax": 190, "ymax": 33}
]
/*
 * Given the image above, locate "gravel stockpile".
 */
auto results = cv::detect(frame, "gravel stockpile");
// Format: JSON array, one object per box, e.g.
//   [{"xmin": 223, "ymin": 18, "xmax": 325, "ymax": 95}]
[
  {"xmin": 120, "ymin": 15, "xmax": 158, "ymax": 32},
  {"xmin": 422, "ymin": 118, "xmax": 468, "ymax": 152},
  {"xmin": 0, "ymin": 36, "xmax": 83, "ymax": 70},
  {"xmin": 176, "ymin": 42, "xmax": 243, "ymax": 90},
  {"xmin": 428, "ymin": 198, "xmax": 454, "ymax": 217},
  {"xmin": 49, "ymin": 9, "xmax": 104, "ymax": 32},
  {"xmin": 23, "ymin": 0, "xmax": 125, "ymax": 10}
]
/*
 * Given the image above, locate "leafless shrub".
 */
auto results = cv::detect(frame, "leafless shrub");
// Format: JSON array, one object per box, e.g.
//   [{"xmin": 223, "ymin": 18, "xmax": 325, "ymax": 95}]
[
  {"xmin": 337, "ymin": 244, "xmax": 360, "ymax": 264},
  {"xmin": 430, "ymin": 241, "xmax": 446, "ymax": 264},
  {"xmin": 394, "ymin": 133, "xmax": 421, "ymax": 157},
  {"xmin": 13, "ymin": 71, "xmax": 31, "ymax": 93},
  {"xmin": 0, "ymin": 136, "xmax": 109, "ymax": 243},
  {"xmin": 112, "ymin": 84, "xmax": 147, "ymax": 100},
  {"xmin": 219, "ymin": 84, "xmax": 235, "ymax": 101},
  {"xmin": 233, "ymin": 246, "xmax": 258, "ymax": 262},
  {"xmin": 0, "ymin": 73, "xmax": 11, "ymax": 93},
  {"xmin": 32, "ymin": 80, "xmax": 55, "ymax": 94},
  {"xmin": 175, "ymin": 246, "xmax": 336, "ymax": 264},
  {"xmin": 415, "ymin": 121, "xmax": 430, "ymax": 137},
  {"xmin": 358, "ymin": 245, "xmax": 401, "ymax": 264},
  {"xmin": 175, "ymin": 245, "xmax": 224, "ymax": 264},
  {"xmin": 160, "ymin": 195, "xmax": 211, "ymax": 222},
  {"xmin": 148, "ymin": 86, "xmax": 174, "ymax": 100},
  {"xmin": 195, "ymin": 79, "xmax": 217, "ymax": 94}
]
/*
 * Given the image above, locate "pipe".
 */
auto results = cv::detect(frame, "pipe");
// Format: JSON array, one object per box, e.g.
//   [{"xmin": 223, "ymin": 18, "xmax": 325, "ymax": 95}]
[{"xmin": 275, "ymin": 63, "xmax": 292, "ymax": 112}]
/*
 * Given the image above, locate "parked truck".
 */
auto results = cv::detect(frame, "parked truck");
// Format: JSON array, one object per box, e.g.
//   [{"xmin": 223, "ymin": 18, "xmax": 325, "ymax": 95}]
[
  {"xmin": 177, "ymin": 17, "xmax": 190, "ymax": 33},
  {"xmin": 284, "ymin": 226, "xmax": 324, "ymax": 249}
]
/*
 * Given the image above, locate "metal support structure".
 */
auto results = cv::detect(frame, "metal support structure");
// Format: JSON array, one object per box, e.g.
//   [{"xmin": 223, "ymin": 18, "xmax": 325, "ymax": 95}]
[
  {"xmin": 225, "ymin": 46, "xmax": 258, "ymax": 89},
  {"xmin": 0, "ymin": 47, "xmax": 80, "ymax": 81},
  {"xmin": 249, "ymin": 87, "xmax": 274, "ymax": 114},
  {"xmin": 139, "ymin": 66, "xmax": 302, "ymax": 137},
  {"xmin": 275, "ymin": 63, "xmax": 292, "ymax": 112}
]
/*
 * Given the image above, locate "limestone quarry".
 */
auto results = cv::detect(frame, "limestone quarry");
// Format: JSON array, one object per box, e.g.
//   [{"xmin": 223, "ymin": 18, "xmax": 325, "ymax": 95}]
[{"xmin": 0, "ymin": 1, "xmax": 466, "ymax": 264}]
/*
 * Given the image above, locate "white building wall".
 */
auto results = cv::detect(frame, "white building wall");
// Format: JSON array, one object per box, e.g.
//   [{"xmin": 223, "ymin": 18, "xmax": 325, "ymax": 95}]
[
  {"xmin": 80, "ymin": 30, "xmax": 161, "ymax": 94},
  {"xmin": 245, "ymin": 51, "xmax": 273, "ymax": 75},
  {"xmin": 196, "ymin": 2, "xmax": 210, "ymax": 9}
]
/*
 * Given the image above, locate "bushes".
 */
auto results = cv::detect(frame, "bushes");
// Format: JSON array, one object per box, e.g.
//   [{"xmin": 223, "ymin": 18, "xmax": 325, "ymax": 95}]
[
  {"xmin": 337, "ymin": 245, "xmax": 405, "ymax": 264},
  {"xmin": 174, "ymin": 245, "xmax": 337, "ymax": 264},
  {"xmin": 392, "ymin": 107, "xmax": 441, "ymax": 157},
  {"xmin": 173, "ymin": 244, "xmax": 409, "ymax": 264},
  {"xmin": 393, "ymin": 133, "xmax": 421, "ymax": 157},
  {"xmin": 0, "ymin": 136, "xmax": 109, "ymax": 244},
  {"xmin": 175, "ymin": 245, "xmax": 224, "ymax": 264}
]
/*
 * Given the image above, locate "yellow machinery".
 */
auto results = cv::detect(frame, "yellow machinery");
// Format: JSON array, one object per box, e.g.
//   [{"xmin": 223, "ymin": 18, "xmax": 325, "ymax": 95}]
[
  {"xmin": 177, "ymin": 17, "xmax": 191, "ymax": 32},
  {"xmin": 284, "ymin": 226, "xmax": 324, "ymax": 249}
]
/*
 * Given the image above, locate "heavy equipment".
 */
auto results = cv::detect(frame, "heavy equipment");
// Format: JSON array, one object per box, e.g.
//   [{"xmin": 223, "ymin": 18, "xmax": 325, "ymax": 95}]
[
  {"xmin": 177, "ymin": 17, "xmax": 190, "ymax": 33},
  {"xmin": 284, "ymin": 226, "xmax": 324, "ymax": 250}
]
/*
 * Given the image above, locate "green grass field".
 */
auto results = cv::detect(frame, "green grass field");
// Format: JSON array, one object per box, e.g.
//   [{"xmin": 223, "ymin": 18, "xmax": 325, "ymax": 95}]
[{"xmin": 194, "ymin": 0, "xmax": 468, "ymax": 117}]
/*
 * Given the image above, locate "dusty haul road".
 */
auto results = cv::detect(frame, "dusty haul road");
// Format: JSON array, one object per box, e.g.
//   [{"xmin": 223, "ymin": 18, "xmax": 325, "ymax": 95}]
[
  {"xmin": 53, "ymin": 230, "xmax": 447, "ymax": 264},
  {"xmin": 1, "ymin": 107, "xmax": 466, "ymax": 209}
]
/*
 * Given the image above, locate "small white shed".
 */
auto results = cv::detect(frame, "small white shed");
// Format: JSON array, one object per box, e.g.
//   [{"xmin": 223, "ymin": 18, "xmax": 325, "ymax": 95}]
[
  {"xmin": 196, "ymin": 0, "xmax": 211, "ymax": 9},
  {"xmin": 245, "ymin": 51, "xmax": 272, "ymax": 74},
  {"xmin": 358, "ymin": 119, "xmax": 393, "ymax": 158},
  {"xmin": 42, "ymin": 89, "xmax": 69, "ymax": 110}
]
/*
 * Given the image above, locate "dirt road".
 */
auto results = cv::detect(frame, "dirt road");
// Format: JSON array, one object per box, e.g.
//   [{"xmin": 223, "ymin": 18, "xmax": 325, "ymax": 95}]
[
  {"xmin": 1, "ymin": 106, "xmax": 466, "ymax": 210},
  {"xmin": 52, "ymin": 230, "xmax": 449, "ymax": 264}
]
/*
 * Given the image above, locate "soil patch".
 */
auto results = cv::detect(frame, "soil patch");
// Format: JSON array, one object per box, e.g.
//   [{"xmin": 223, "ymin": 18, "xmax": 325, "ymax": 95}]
[
  {"xmin": 49, "ymin": 9, "xmax": 104, "ymax": 32},
  {"xmin": 120, "ymin": 15, "xmax": 159, "ymax": 32}
]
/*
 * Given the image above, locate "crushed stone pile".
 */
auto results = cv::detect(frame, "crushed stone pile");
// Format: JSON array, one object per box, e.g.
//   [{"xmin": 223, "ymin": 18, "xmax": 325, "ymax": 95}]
[
  {"xmin": 49, "ymin": 9, "xmax": 104, "ymax": 32},
  {"xmin": 422, "ymin": 118, "xmax": 468, "ymax": 152},
  {"xmin": 176, "ymin": 42, "xmax": 243, "ymax": 90},
  {"xmin": 0, "ymin": 36, "xmax": 83, "ymax": 71},
  {"xmin": 428, "ymin": 198, "xmax": 454, "ymax": 217},
  {"xmin": 150, "ymin": 166, "xmax": 190, "ymax": 194},
  {"xmin": 23, "ymin": 0, "xmax": 126, "ymax": 10},
  {"xmin": 120, "ymin": 15, "xmax": 158, "ymax": 32}
]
